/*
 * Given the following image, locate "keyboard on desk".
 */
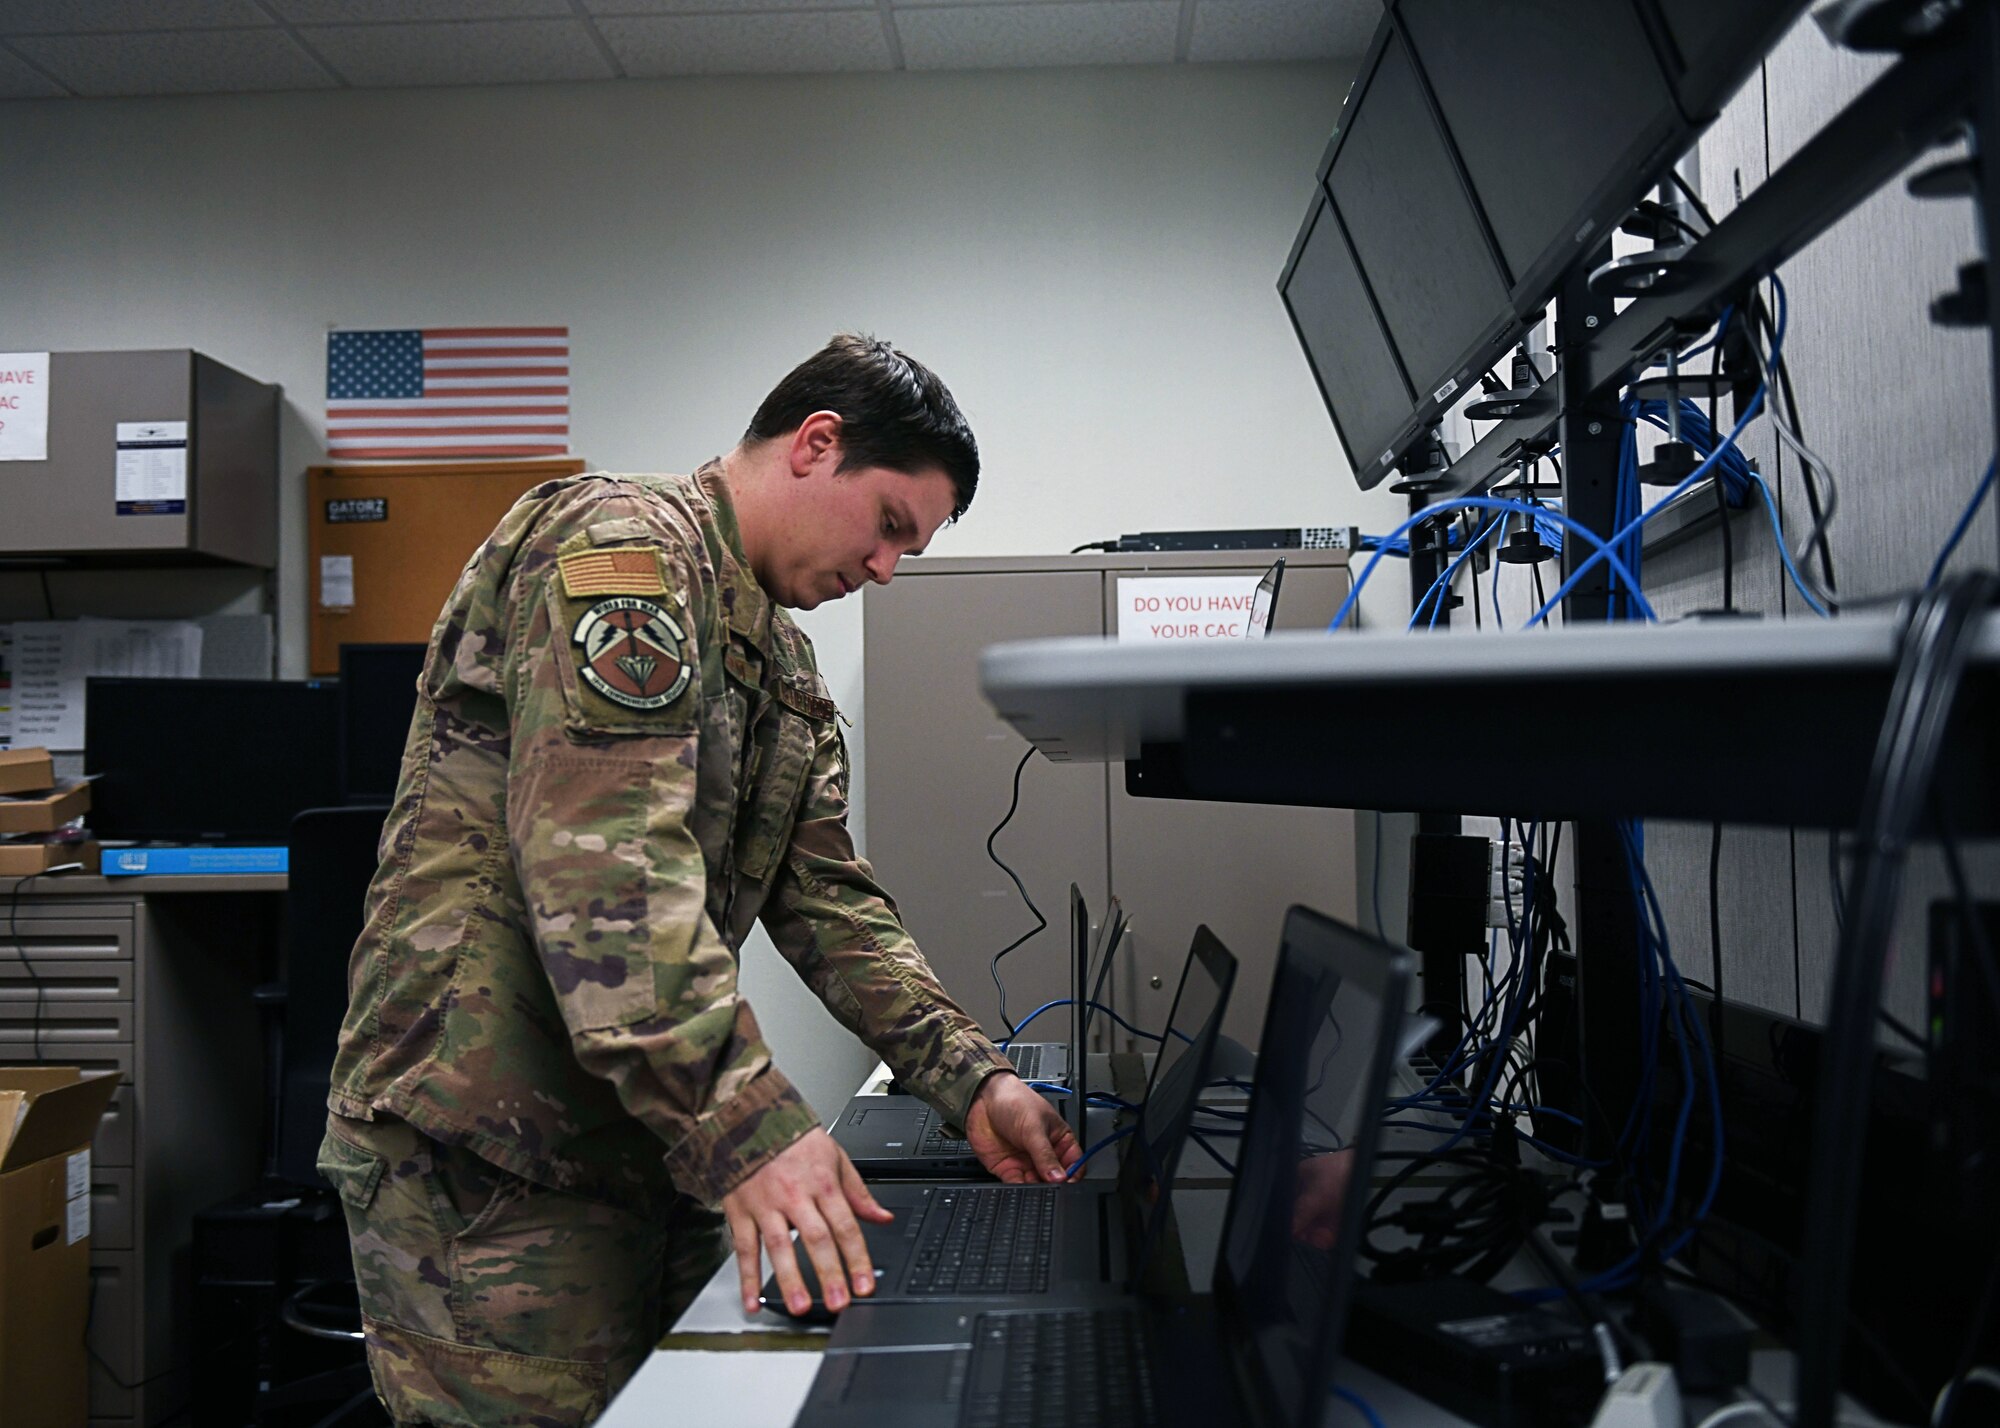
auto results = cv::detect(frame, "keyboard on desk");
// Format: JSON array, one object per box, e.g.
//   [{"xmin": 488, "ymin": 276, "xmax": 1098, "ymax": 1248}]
[
  {"xmin": 964, "ymin": 1308, "xmax": 1155, "ymax": 1428},
  {"xmin": 904, "ymin": 1187, "xmax": 1055, "ymax": 1295}
]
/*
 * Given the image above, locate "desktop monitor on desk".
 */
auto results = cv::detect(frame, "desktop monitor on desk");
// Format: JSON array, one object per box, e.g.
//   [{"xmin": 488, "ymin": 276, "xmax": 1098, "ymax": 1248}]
[
  {"xmin": 85, "ymin": 677, "xmax": 343, "ymax": 843},
  {"xmin": 339, "ymin": 642, "xmax": 426, "ymax": 804}
]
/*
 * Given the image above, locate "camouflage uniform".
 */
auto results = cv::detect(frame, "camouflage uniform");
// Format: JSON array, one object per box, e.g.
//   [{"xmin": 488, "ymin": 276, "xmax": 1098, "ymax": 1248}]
[{"xmin": 320, "ymin": 462, "xmax": 1012, "ymax": 1425}]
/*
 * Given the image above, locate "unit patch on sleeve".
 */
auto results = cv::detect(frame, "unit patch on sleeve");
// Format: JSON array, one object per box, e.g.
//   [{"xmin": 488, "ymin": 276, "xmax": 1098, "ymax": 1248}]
[
  {"xmin": 558, "ymin": 546, "xmax": 667, "ymax": 598},
  {"xmin": 571, "ymin": 597, "xmax": 692, "ymax": 710}
]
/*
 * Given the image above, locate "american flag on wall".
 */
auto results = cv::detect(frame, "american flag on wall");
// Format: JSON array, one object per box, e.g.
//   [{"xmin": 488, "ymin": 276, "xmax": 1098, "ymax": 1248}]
[{"xmin": 325, "ymin": 326, "xmax": 570, "ymax": 459}]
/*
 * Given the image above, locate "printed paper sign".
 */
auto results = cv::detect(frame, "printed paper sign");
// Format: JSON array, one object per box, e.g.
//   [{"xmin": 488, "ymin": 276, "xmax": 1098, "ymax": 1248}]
[
  {"xmin": 67, "ymin": 1148, "xmax": 90, "ymax": 1201},
  {"xmin": 0, "ymin": 353, "xmax": 50, "ymax": 461},
  {"xmin": 115, "ymin": 420, "xmax": 188, "ymax": 514},
  {"xmin": 67, "ymin": 1193, "xmax": 89, "ymax": 1245},
  {"xmin": 1116, "ymin": 576, "xmax": 1262, "ymax": 644},
  {"xmin": 320, "ymin": 555, "xmax": 355, "ymax": 609}
]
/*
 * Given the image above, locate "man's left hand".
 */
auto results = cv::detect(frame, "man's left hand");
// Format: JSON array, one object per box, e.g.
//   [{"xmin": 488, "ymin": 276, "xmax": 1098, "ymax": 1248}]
[{"xmin": 965, "ymin": 1073, "xmax": 1082, "ymax": 1184}]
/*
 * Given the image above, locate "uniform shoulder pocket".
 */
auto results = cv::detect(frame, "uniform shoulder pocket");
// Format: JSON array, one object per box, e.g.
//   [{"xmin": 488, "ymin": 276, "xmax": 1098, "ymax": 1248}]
[{"xmin": 544, "ymin": 573, "xmax": 703, "ymax": 739}]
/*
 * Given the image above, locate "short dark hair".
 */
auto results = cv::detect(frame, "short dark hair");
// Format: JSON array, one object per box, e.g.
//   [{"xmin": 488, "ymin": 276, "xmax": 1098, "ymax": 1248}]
[{"xmin": 746, "ymin": 333, "xmax": 979, "ymax": 521}]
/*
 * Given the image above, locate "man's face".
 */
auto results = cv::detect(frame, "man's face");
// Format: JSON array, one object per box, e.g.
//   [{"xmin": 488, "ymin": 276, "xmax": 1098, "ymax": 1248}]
[{"xmin": 761, "ymin": 459, "xmax": 958, "ymax": 610}]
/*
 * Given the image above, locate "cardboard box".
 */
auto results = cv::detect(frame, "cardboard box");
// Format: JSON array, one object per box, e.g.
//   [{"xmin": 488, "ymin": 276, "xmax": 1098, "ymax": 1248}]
[
  {"xmin": 0, "ymin": 748, "xmax": 56, "ymax": 797},
  {"xmin": 0, "ymin": 1069, "xmax": 119, "ymax": 1428},
  {"xmin": 0, "ymin": 782, "xmax": 90, "ymax": 836},
  {"xmin": 0, "ymin": 840, "xmax": 99, "ymax": 878}
]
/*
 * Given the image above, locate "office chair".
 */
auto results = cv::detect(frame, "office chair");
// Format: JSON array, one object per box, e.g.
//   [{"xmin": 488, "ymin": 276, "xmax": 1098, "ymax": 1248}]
[{"xmin": 195, "ymin": 804, "xmax": 391, "ymax": 1428}]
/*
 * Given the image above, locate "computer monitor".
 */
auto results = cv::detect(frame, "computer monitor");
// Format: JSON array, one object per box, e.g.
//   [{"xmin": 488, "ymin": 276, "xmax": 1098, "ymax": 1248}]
[
  {"xmin": 339, "ymin": 642, "xmax": 426, "ymax": 803},
  {"xmin": 1279, "ymin": 191, "xmax": 1419, "ymax": 483},
  {"xmin": 1397, "ymin": 0, "xmax": 1685, "ymax": 306},
  {"xmin": 85, "ymin": 677, "xmax": 343, "ymax": 842},
  {"xmin": 1322, "ymin": 22, "xmax": 1513, "ymax": 462},
  {"xmin": 1645, "ymin": 0, "xmax": 1811, "ymax": 121}
]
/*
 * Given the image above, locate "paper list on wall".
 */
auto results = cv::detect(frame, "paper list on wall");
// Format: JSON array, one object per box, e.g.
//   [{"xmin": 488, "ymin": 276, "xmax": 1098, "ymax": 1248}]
[
  {"xmin": 9, "ymin": 618, "xmax": 205, "ymax": 751},
  {"xmin": 320, "ymin": 554, "xmax": 355, "ymax": 609}
]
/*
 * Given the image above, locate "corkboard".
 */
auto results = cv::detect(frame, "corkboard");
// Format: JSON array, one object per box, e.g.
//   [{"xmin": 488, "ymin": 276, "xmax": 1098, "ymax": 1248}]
[{"xmin": 306, "ymin": 458, "xmax": 584, "ymax": 675}]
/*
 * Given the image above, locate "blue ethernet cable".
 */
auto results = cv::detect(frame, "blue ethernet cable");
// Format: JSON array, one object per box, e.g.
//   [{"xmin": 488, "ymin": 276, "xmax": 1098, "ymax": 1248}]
[
  {"xmin": 1063, "ymin": 1124, "xmax": 1135, "ymax": 1179},
  {"xmin": 1410, "ymin": 515, "xmax": 1508, "ymax": 631},
  {"xmin": 1331, "ymin": 497, "xmax": 1658, "ymax": 631},
  {"xmin": 999, "ymin": 998, "xmax": 1163, "ymax": 1054},
  {"xmin": 1331, "ymin": 1383, "xmax": 1390, "ymax": 1428},
  {"xmin": 1927, "ymin": 457, "xmax": 1998, "ymax": 590}
]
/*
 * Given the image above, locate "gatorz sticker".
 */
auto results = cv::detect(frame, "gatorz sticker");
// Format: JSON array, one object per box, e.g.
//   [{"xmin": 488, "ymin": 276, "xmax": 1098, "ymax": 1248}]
[{"xmin": 571, "ymin": 597, "xmax": 693, "ymax": 710}]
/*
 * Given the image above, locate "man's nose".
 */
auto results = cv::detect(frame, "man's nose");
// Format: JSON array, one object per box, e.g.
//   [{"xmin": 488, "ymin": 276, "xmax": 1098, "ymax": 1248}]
[{"xmin": 866, "ymin": 547, "xmax": 900, "ymax": 584}]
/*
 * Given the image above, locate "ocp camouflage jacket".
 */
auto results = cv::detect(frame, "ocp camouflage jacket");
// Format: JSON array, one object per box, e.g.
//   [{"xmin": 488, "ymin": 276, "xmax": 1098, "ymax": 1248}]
[{"xmin": 327, "ymin": 463, "xmax": 1010, "ymax": 1207}]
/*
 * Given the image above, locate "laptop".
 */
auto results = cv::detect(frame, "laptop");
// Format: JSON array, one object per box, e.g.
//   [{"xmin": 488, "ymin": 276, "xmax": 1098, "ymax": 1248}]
[
  {"xmin": 794, "ymin": 906, "xmax": 1412, "ymax": 1428},
  {"xmin": 831, "ymin": 887, "xmax": 1125, "ymax": 1178},
  {"xmin": 769, "ymin": 925, "xmax": 1235, "ymax": 1313},
  {"xmin": 1246, "ymin": 557, "xmax": 1285, "ymax": 638}
]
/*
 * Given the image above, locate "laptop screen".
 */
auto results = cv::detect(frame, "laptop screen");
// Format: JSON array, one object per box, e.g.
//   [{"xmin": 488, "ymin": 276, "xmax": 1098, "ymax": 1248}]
[
  {"xmin": 1246, "ymin": 558, "xmax": 1286, "ymax": 639},
  {"xmin": 1213, "ymin": 908, "xmax": 1410, "ymax": 1428},
  {"xmin": 1116, "ymin": 926, "xmax": 1237, "ymax": 1281},
  {"xmin": 1080, "ymin": 898, "xmax": 1125, "ymax": 1050},
  {"xmin": 1067, "ymin": 885, "xmax": 1090, "ymax": 1143}
]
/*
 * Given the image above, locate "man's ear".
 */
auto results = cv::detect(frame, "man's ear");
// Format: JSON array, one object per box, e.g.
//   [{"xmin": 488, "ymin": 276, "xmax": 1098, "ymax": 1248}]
[{"xmin": 787, "ymin": 411, "xmax": 845, "ymax": 477}]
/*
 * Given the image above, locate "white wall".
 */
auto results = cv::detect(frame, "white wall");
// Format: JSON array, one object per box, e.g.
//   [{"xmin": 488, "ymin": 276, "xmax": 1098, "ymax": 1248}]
[{"xmin": 0, "ymin": 61, "xmax": 1413, "ymax": 1115}]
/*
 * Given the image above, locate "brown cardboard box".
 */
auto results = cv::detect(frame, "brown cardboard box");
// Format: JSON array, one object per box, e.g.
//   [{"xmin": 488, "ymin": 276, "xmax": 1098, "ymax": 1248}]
[
  {"xmin": 0, "ymin": 782, "xmax": 90, "ymax": 836},
  {"xmin": 0, "ymin": 840, "xmax": 99, "ymax": 878},
  {"xmin": 0, "ymin": 1069, "xmax": 119, "ymax": 1428},
  {"xmin": 0, "ymin": 748, "xmax": 56, "ymax": 797}
]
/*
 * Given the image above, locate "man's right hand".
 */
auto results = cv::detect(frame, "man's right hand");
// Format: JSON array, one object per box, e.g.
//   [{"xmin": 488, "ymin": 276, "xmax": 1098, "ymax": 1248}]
[{"xmin": 721, "ymin": 1128, "xmax": 893, "ymax": 1317}]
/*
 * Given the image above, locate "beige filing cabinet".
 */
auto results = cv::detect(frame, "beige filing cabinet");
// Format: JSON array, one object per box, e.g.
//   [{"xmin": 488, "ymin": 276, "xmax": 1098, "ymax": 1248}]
[
  {"xmin": 862, "ymin": 551, "xmax": 1358, "ymax": 1052},
  {"xmin": 0, "ymin": 876, "xmax": 277, "ymax": 1426}
]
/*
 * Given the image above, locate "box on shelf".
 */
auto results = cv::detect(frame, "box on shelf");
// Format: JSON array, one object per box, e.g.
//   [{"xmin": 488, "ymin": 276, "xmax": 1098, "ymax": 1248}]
[
  {"xmin": 0, "ymin": 781, "xmax": 90, "ymax": 836},
  {"xmin": 0, "ymin": 1069, "xmax": 119, "ymax": 1428},
  {"xmin": 0, "ymin": 839, "xmax": 100, "ymax": 878},
  {"xmin": 0, "ymin": 749, "xmax": 56, "ymax": 797}
]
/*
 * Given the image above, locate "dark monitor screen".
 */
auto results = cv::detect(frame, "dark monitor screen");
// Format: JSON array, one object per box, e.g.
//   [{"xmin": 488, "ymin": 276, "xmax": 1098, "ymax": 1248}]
[
  {"xmin": 1398, "ymin": 1, "xmax": 1681, "ymax": 298},
  {"xmin": 340, "ymin": 643, "xmax": 426, "ymax": 803},
  {"xmin": 1279, "ymin": 191, "xmax": 1417, "ymax": 484},
  {"xmin": 86, "ymin": 677, "xmax": 343, "ymax": 842},
  {"xmin": 1216, "ymin": 909, "xmax": 1410, "ymax": 1428},
  {"xmin": 1325, "ymin": 24, "xmax": 1511, "ymax": 419},
  {"xmin": 1647, "ymin": 0, "xmax": 1808, "ymax": 120}
]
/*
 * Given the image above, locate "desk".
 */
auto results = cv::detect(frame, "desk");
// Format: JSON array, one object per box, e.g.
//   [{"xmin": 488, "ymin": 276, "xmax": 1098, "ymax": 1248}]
[
  {"xmin": 0, "ymin": 871, "xmax": 282, "ymax": 1426},
  {"xmin": 599, "ymin": 1068, "xmax": 1899, "ymax": 1428}
]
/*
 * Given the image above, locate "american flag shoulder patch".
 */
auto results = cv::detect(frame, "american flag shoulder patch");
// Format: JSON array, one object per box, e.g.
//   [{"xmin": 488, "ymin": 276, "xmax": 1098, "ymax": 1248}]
[{"xmin": 558, "ymin": 547, "xmax": 667, "ymax": 598}]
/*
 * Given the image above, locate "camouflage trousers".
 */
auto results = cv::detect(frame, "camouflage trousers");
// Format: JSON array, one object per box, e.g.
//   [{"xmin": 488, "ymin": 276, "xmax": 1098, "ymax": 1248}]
[{"xmin": 319, "ymin": 1113, "xmax": 727, "ymax": 1427}]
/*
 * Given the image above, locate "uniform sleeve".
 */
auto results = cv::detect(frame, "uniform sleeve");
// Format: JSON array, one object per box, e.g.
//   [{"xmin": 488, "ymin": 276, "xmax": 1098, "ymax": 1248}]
[
  {"xmin": 761, "ymin": 716, "xmax": 1014, "ymax": 1132},
  {"xmin": 501, "ymin": 510, "xmax": 818, "ymax": 1207}
]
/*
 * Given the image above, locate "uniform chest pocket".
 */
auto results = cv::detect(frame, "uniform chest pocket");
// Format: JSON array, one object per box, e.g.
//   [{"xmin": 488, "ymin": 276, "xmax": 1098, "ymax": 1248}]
[{"xmin": 734, "ymin": 681, "xmax": 829, "ymax": 885}]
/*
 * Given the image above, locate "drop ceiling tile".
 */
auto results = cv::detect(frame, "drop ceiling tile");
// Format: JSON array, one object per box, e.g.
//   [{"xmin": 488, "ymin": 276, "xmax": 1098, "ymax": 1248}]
[
  {"xmin": 0, "ymin": 1, "xmax": 271, "ymax": 35},
  {"xmin": 599, "ymin": 12, "xmax": 892, "ymax": 76},
  {"xmin": 1187, "ymin": 0, "xmax": 1377, "ymax": 63},
  {"xmin": 10, "ymin": 28, "xmax": 337, "ymax": 96},
  {"xmin": 586, "ymin": 0, "xmax": 858, "ymax": 12},
  {"xmin": 896, "ymin": 2, "xmax": 1179, "ymax": 71},
  {"xmin": 303, "ymin": 19, "xmax": 616, "ymax": 86},
  {"xmin": 0, "ymin": 44, "xmax": 68, "ymax": 97},
  {"xmin": 272, "ymin": 0, "xmax": 572, "ymax": 23}
]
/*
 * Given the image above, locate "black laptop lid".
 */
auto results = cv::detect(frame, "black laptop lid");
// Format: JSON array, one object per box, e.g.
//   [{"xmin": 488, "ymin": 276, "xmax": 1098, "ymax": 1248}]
[
  {"xmin": 1114, "ymin": 926, "xmax": 1237, "ymax": 1283},
  {"xmin": 1081, "ymin": 897, "xmax": 1125, "ymax": 1048},
  {"xmin": 1067, "ymin": 885, "xmax": 1089, "ymax": 1143},
  {"xmin": 1212, "ymin": 907, "xmax": 1411, "ymax": 1428}
]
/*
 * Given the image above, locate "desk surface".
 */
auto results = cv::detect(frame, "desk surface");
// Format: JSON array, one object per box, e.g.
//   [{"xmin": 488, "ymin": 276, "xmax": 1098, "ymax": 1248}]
[{"xmin": 0, "ymin": 872, "xmax": 288, "ymax": 894}]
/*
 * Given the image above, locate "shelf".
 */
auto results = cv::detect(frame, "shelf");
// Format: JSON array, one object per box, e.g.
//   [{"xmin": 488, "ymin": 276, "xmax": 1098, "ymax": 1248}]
[{"xmin": 979, "ymin": 614, "xmax": 2000, "ymax": 829}]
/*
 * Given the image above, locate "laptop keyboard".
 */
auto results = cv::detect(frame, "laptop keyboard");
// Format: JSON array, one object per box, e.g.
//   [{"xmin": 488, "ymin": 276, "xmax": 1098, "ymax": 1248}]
[
  {"xmin": 917, "ymin": 1109, "xmax": 973, "ymax": 1157},
  {"xmin": 905, "ymin": 1187, "xmax": 1055, "ymax": 1295},
  {"xmin": 1011, "ymin": 1044, "xmax": 1066, "ymax": 1082},
  {"xmin": 963, "ymin": 1309, "xmax": 1155, "ymax": 1428}
]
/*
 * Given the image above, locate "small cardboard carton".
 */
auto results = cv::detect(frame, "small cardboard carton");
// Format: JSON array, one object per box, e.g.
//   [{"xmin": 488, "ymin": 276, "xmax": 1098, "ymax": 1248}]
[
  {"xmin": 0, "ymin": 782, "xmax": 90, "ymax": 837},
  {"xmin": 0, "ymin": 1069, "xmax": 119, "ymax": 1428},
  {"xmin": 0, "ymin": 840, "xmax": 99, "ymax": 879},
  {"xmin": 0, "ymin": 749, "xmax": 56, "ymax": 797}
]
